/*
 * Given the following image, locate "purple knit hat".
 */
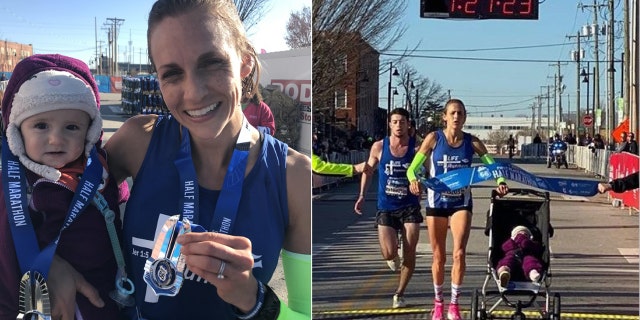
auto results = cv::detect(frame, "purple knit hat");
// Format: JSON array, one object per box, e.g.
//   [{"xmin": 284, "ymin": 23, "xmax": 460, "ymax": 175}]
[{"xmin": 1, "ymin": 54, "xmax": 102, "ymax": 181}]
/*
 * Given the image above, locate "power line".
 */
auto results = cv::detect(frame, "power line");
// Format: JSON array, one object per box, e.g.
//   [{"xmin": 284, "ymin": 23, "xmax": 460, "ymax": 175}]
[
  {"xmin": 466, "ymin": 97, "xmax": 537, "ymax": 108},
  {"xmin": 381, "ymin": 52, "xmax": 621, "ymax": 64},
  {"xmin": 385, "ymin": 42, "xmax": 575, "ymax": 53}
]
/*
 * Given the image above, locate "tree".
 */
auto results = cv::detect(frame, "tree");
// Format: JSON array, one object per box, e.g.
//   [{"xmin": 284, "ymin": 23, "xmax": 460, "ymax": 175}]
[
  {"xmin": 312, "ymin": 0, "xmax": 409, "ymax": 113},
  {"xmin": 260, "ymin": 85, "xmax": 301, "ymax": 150},
  {"xmin": 285, "ymin": 6, "xmax": 311, "ymax": 48},
  {"xmin": 487, "ymin": 130, "xmax": 511, "ymax": 153},
  {"xmin": 394, "ymin": 63, "xmax": 448, "ymax": 121},
  {"xmin": 234, "ymin": 0, "xmax": 272, "ymax": 32}
]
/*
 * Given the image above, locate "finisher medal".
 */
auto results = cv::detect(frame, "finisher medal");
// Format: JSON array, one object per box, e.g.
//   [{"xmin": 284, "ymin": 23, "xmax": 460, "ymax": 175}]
[
  {"xmin": 143, "ymin": 215, "xmax": 191, "ymax": 296},
  {"xmin": 17, "ymin": 271, "xmax": 51, "ymax": 320}
]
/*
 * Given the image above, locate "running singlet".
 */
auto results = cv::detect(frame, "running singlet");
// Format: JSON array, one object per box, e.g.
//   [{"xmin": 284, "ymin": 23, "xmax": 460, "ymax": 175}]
[
  {"xmin": 121, "ymin": 116, "xmax": 288, "ymax": 319},
  {"xmin": 377, "ymin": 137, "xmax": 419, "ymax": 211},
  {"xmin": 427, "ymin": 130, "xmax": 475, "ymax": 209}
]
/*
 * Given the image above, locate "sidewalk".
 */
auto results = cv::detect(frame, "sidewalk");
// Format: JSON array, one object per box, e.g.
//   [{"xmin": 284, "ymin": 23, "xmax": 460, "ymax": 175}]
[{"xmin": 98, "ymin": 92, "xmax": 127, "ymax": 142}]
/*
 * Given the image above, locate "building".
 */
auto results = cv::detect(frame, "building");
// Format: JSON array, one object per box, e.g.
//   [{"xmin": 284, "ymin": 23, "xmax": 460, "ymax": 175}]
[
  {"xmin": 257, "ymin": 46, "xmax": 312, "ymax": 155},
  {"xmin": 462, "ymin": 115, "xmax": 552, "ymax": 141},
  {"xmin": 0, "ymin": 40, "xmax": 33, "ymax": 73},
  {"xmin": 332, "ymin": 36, "xmax": 379, "ymax": 137}
]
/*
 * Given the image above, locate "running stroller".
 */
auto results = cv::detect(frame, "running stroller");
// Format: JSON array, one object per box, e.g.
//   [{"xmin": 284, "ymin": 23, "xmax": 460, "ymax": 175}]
[{"xmin": 471, "ymin": 188, "xmax": 561, "ymax": 320}]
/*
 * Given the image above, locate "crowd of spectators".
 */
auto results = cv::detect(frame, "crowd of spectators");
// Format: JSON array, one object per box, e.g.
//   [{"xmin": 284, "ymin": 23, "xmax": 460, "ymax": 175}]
[
  {"xmin": 313, "ymin": 131, "xmax": 379, "ymax": 160},
  {"xmin": 616, "ymin": 131, "xmax": 639, "ymax": 155}
]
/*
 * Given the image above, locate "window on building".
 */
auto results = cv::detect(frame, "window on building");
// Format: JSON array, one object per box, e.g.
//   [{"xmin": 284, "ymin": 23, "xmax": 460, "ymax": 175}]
[{"xmin": 335, "ymin": 89, "xmax": 348, "ymax": 109}]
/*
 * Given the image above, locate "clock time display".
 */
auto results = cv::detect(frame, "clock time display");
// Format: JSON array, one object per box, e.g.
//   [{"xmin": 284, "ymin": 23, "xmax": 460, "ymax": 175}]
[{"xmin": 421, "ymin": 0, "xmax": 539, "ymax": 20}]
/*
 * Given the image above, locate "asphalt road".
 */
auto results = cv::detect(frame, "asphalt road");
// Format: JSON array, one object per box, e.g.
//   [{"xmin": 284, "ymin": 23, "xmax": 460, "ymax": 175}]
[{"xmin": 312, "ymin": 161, "xmax": 639, "ymax": 319}]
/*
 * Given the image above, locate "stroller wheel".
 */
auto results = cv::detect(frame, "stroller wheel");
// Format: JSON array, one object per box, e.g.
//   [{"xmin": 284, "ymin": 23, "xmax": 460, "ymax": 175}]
[
  {"xmin": 471, "ymin": 289, "xmax": 479, "ymax": 320},
  {"xmin": 470, "ymin": 289, "xmax": 487, "ymax": 320},
  {"xmin": 511, "ymin": 311, "xmax": 526, "ymax": 320},
  {"xmin": 550, "ymin": 293, "xmax": 561, "ymax": 319}
]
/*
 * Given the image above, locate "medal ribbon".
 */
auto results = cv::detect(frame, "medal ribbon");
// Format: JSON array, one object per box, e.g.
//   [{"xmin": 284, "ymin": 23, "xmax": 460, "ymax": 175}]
[
  {"xmin": 2, "ymin": 138, "xmax": 104, "ymax": 277},
  {"xmin": 175, "ymin": 117, "xmax": 252, "ymax": 234},
  {"xmin": 420, "ymin": 162, "xmax": 599, "ymax": 197}
]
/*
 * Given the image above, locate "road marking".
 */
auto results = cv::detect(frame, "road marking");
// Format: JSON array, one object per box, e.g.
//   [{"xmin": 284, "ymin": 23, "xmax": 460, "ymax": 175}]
[
  {"xmin": 618, "ymin": 248, "xmax": 639, "ymax": 263},
  {"xmin": 313, "ymin": 308, "xmax": 640, "ymax": 319},
  {"xmin": 560, "ymin": 195, "xmax": 590, "ymax": 201},
  {"xmin": 312, "ymin": 243, "xmax": 331, "ymax": 254}
]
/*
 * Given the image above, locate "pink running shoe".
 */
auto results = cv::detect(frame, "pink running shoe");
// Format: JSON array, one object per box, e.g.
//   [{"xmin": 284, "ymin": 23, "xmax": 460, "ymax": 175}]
[
  {"xmin": 431, "ymin": 300, "xmax": 444, "ymax": 320},
  {"xmin": 447, "ymin": 303, "xmax": 461, "ymax": 320}
]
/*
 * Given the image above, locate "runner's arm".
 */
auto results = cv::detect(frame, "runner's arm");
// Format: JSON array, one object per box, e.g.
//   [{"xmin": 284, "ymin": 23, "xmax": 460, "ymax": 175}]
[
  {"xmin": 609, "ymin": 171, "xmax": 639, "ymax": 193},
  {"xmin": 311, "ymin": 154, "xmax": 354, "ymax": 177},
  {"xmin": 358, "ymin": 141, "xmax": 381, "ymax": 199},
  {"xmin": 407, "ymin": 132, "xmax": 436, "ymax": 183}
]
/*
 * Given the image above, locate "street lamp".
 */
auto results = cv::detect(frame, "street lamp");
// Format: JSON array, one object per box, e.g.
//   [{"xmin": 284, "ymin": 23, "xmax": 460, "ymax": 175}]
[
  {"xmin": 414, "ymin": 87, "xmax": 420, "ymax": 121},
  {"xmin": 405, "ymin": 72, "xmax": 415, "ymax": 111},
  {"xmin": 387, "ymin": 62, "xmax": 399, "ymax": 135},
  {"xmin": 391, "ymin": 86, "xmax": 399, "ymax": 109},
  {"xmin": 580, "ymin": 62, "xmax": 595, "ymax": 136}
]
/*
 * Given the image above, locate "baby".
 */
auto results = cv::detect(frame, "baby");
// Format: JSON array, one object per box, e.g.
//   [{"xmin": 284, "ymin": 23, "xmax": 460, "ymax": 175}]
[
  {"xmin": 0, "ymin": 54, "xmax": 126, "ymax": 319},
  {"xmin": 496, "ymin": 225, "xmax": 544, "ymax": 287}
]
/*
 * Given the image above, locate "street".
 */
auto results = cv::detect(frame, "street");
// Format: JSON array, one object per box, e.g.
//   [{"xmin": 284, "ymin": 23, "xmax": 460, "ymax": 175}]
[{"xmin": 312, "ymin": 161, "xmax": 639, "ymax": 319}]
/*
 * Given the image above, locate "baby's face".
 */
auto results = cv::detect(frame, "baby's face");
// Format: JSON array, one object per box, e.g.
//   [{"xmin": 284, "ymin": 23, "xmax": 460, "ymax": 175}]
[{"xmin": 20, "ymin": 109, "xmax": 90, "ymax": 169}]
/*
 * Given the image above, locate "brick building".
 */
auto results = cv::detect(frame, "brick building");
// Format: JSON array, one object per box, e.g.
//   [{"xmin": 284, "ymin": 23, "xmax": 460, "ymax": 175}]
[
  {"xmin": 0, "ymin": 40, "xmax": 33, "ymax": 73},
  {"xmin": 333, "ymin": 37, "xmax": 380, "ymax": 137}
]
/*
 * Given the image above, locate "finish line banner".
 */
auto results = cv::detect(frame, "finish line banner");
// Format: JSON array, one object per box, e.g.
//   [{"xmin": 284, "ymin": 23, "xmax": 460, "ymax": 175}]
[{"xmin": 420, "ymin": 162, "xmax": 599, "ymax": 197}]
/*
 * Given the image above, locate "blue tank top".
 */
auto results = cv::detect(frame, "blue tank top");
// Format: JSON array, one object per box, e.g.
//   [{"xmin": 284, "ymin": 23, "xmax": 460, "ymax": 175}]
[
  {"xmin": 377, "ymin": 137, "xmax": 419, "ymax": 210},
  {"xmin": 427, "ymin": 130, "xmax": 475, "ymax": 209},
  {"xmin": 121, "ymin": 116, "xmax": 288, "ymax": 319}
]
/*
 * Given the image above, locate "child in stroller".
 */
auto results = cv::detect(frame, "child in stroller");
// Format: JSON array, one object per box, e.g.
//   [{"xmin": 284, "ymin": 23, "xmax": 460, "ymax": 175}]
[
  {"xmin": 496, "ymin": 226, "xmax": 544, "ymax": 288},
  {"xmin": 471, "ymin": 189, "xmax": 560, "ymax": 320}
]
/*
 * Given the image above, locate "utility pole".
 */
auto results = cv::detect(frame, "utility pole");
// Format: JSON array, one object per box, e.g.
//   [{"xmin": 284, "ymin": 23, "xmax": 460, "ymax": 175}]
[
  {"xmin": 606, "ymin": 0, "xmax": 616, "ymax": 149},
  {"xmin": 94, "ymin": 17, "xmax": 98, "ymax": 74},
  {"xmin": 550, "ymin": 62, "xmax": 567, "ymax": 133},
  {"xmin": 531, "ymin": 101, "xmax": 536, "ymax": 132},
  {"xmin": 128, "ymin": 29, "xmax": 132, "ymax": 75},
  {"xmin": 548, "ymin": 74, "xmax": 558, "ymax": 134},
  {"xmin": 623, "ymin": 0, "xmax": 630, "ymax": 127},
  {"xmin": 416, "ymin": 88, "xmax": 420, "ymax": 121},
  {"xmin": 568, "ymin": 31, "xmax": 583, "ymax": 137},
  {"xmin": 97, "ymin": 40, "xmax": 104, "ymax": 75},
  {"xmin": 580, "ymin": 1, "xmax": 606, "ymax": 138},
  {"xmin": 106, "ymin": 18, "xmax": 125, "ymax": 76},
  {"xmin": 536, "ymin": 95, "xmax": 542, "ymax": 133},
  {"xmin": 541, "ymin": 85, "xmax": 552, "ymax": 138}
]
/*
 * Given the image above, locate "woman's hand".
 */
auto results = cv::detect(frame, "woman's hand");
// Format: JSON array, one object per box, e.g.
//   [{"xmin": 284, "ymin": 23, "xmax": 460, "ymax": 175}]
[
  {"xmin": 177, "ymin": 232, "xmax": 258, "ymax": 313},
  {"xmin": 496, "ymin": 183, "xmax": 509, "ymax": 197},
  {"xmin": 49, "ymin": 255, "xmax": 104, "ymax": 320},
  {"xmin": 409, "ymin": 180, "xmax": 422, "ymax": 196},
  {"xmin": 598, "ymin": 182, "xmax": 612, "ymax": 193}
]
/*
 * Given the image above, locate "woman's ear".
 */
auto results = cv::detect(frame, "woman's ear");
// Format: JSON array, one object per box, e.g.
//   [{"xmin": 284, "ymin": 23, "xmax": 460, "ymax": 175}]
[{"xmin": 240, "ymin": 54, "xmax": 254, "ymax": 79}]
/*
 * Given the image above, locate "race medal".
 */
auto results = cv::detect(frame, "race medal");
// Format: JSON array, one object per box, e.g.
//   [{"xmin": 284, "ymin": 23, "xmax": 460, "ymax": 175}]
[
  {"xmin": 17, "ymin": 271, "xmax": 51, "ymax": 320},
  {"xmin": 143, "ymin": 215, "xmax": 190, "ymax": 296}
]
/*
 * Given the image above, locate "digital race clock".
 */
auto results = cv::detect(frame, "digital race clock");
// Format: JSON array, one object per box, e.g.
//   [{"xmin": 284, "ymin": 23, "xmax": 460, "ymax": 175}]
[{"xmin": 421, "ymin": 0, "xmax": 539, "ymax": 20}]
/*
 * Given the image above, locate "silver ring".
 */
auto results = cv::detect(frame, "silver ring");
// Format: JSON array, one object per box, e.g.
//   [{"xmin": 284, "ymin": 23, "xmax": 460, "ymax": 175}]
[{"xmin": 217, "ymin": 261, "xmax": 226, "ymax": 279}]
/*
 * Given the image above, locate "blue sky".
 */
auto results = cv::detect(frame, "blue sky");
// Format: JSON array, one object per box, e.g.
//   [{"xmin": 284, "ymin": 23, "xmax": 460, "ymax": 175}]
[
  {"xmin": 0, "ymin": 0, "xmax": 309, "ymax": 70},
  {"xmin": 384, "ymin": 0, "xmax": 625, "ymax": 118}
]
